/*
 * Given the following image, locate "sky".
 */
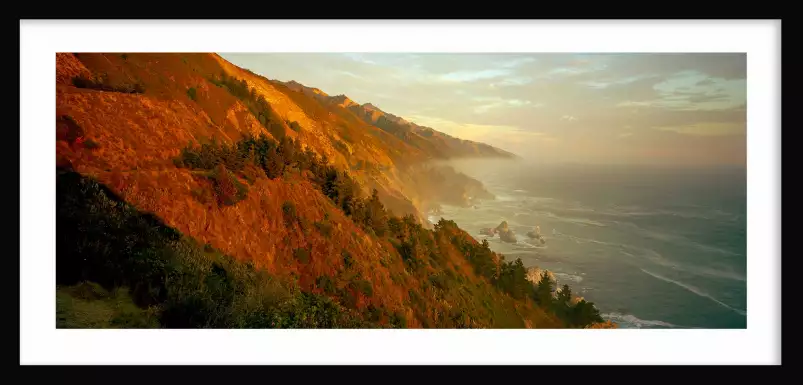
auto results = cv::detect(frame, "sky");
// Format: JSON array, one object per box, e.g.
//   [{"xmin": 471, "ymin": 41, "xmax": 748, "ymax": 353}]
[{"xmin": 221, "ymin": 53, "xmax": 746, "ymax": 166}]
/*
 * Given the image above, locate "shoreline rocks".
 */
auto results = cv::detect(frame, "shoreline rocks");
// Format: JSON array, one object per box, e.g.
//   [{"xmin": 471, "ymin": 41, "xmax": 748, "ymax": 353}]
[{"xmin": 495, "ymin": 220, "xmax": 517, "ymax": 243}]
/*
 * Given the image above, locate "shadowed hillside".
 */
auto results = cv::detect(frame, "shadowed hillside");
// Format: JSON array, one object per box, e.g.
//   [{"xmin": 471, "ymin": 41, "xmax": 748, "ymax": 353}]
[{"xmin": 55, "ymin": 53, "xmax": 610, "ymax": 329}]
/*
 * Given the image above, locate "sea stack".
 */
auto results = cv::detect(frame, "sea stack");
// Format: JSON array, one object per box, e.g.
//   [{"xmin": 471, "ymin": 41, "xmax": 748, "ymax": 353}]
[
  {"xmin": 526, "ymin": 225, "xmax": 546, "ymax": 244},
  {"xmin": 495, "ymin": 221, "xmax": 517, "ymax": 243}
]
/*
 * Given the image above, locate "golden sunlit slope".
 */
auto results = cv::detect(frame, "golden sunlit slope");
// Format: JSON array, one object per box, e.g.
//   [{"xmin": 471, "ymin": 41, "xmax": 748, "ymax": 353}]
[{"xmin": 56, "ymin": 52, "xmax": 601, "ymax": 329}]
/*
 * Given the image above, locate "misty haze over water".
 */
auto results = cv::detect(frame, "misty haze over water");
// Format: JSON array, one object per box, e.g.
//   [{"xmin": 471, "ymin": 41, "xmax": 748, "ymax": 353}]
[{"xmin": 429, "ymin": 159, "xmax": 746, "ymax": 328}]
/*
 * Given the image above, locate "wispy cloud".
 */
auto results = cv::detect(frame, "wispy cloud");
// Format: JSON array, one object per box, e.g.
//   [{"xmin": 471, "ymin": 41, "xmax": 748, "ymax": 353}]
[
  {"xmin": 439, "ymin": 69, "xmax": 511, "ymax": 83},
  {"xmin": 497, "ymin": 57, "xmax": 537, "ymax": 69},
  {"xmin": 491, "ymin": 77, "xmax": 534, "ymax": 87},
  {"xmin": 655, "ymin": 122, "xmax": 745, "ymax": 136}
]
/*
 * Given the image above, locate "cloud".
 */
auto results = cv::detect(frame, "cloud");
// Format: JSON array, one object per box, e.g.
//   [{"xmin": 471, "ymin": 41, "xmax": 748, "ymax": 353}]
[
  {"xmin": 561, "ymin": 115, "xmax": 578, "ymax": 122},
  {"xmin": 341, "ymin": 53, "xmax": 378, "ymax": 65},
  {"xmin": 696, "ymin": 78, "xmax": 716, "ymax": 86},
  {"xmin": 339, "ymin": 71, "xmax": 364, "ymax": 79},
  {"xmin": 614, "ymin": 72, "xmax": 745, "ymax": 111},
  {"xmin": 439, "ymin": 69, "xmax": 511, "ymax": 82},
  {"xmin": 655, "ymin": 122, "xmax": 745, "ymax": 136},
  {"xmin": 470, "ymin": 96, "xmax": 539, "ymax": 114},
  {"xmin": 491, "ymin": 77, "xmax": 534, "ymax": 87},
  {"xmin": 603, "ymin": 53, "xmax": 746, "ymax": 80},
  {"xmin": 497, "ymin": 57, "xmax": 537, "ymax": 69}
]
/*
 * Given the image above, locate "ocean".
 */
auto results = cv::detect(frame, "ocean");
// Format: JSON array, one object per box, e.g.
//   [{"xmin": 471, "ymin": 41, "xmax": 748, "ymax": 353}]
[{"xmin": 428, "ymin": 160, "xmax": 747, "ymax": 329}]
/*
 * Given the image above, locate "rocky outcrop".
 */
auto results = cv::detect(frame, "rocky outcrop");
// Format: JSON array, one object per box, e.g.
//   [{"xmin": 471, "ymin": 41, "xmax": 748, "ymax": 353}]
[
  {"xmin": 526, "ymin": 226, "xmax": 546, "ymax": 244},
  {"xmin": 499, "ymin": 229, "xmax": 517, "ymax": 243},
  {"xmin": 495, "ymin": 221, "xmax": 517, "ymax": 243},
  {"xmin": 526, "ymin": 267, "xmax": 556, "ymax": 286}
]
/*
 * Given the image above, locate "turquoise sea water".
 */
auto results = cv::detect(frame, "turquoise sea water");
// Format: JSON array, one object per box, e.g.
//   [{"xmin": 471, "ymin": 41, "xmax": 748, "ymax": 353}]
[{"xmin": 430, "ymin": 160, "xmax": 747, "ymax": 329}]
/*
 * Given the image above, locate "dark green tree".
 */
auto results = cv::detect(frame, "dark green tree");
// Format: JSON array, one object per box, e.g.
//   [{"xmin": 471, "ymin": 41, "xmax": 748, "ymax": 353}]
[
  {"xmin": 535, "ymin": 271, "xmax": 554, "ymax": 307},
  {"xmin": 557, "ymin": 284, "xmax": 572, "ymax": 305}
]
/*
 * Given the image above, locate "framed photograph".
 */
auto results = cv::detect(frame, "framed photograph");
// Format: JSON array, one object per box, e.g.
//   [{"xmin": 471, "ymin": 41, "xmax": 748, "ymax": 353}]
[{"xmin": 20, "ymin": 19, "xmax": 781, "ymax": 365}]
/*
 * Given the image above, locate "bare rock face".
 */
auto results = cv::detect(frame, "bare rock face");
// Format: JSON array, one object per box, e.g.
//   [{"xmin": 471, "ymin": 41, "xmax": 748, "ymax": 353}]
[
  {"xmin": 495, "ymin": 221, "xmax": 517, "ymax": 243},
  {"xmin": 526, "ymin": 227, "xmax": 546, "ymax": 244},
  {"xmin": 499, "ymin": 229, "xmax": 517, "ymax": 243}
]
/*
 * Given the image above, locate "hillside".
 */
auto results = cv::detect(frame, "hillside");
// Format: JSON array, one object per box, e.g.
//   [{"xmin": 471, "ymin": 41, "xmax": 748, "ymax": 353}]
[
  {"xmin": 55, "ymin": 52, "xmax": 610, "ymax": 329},
  {"xmin": 278, "ymin": 79, "xmax": 517, "ymax": 160}
]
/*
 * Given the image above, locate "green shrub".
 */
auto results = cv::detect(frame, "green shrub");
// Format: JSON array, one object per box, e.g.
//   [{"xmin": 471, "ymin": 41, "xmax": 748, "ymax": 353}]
[
  {"xmin": 350, "ymin": 279, "xmax": 373, "ymax": 297},
  {"xmin": 316, "ymin": 275, "xmax": 336, "ymax": 294},
  {"xmin": 187, "ymin": 87, "xmax": 197, "ymax": 101},
  {"xmin": 390, "ymin": 272, "xmax": 404, "ymax": 284},
  {"xmin": 390, "ymin": 312, "xmax": 407, "ymax": 328},
  {"xmin": 83, "ymin": 139, "xmax": 100, "ymax": 150},
  {"xmin": 339, "ymin": 287, "xmax": 358, "ymax": 309},
  {"xmin": 282, "ymin": 201, "xmax": 298, "ymax": 226},
  {"xmin": 379, "ymin": 255, "xmax": 391, "ymax": 267},
  {"xmin": 210, "ymin": 164, "xmax": 248, "ymax": 206},
  {"xmin": 71, "ymin": 73, "xmax": 145, "ymax": 94},
  {"xmin": 314, "ymin": 220, "xmax": 333, "ymax": 238},
  {"xmin": 342, "ymin": 250, "xmax": 354, "ymax": 269},
  {"xmin": 428, "ymin": 273, "xmax": 449, "ymax": 291},
  {"xmin": 293, "ymin": 248, "xmax": 310, "ymax": 264},
  {"xmin": 364, "ymin": 304, "xmax": 382, "ymax": 322},
  {"xmin": 190, "ymin": 187, "xmax": 214, "ymax": 205}
]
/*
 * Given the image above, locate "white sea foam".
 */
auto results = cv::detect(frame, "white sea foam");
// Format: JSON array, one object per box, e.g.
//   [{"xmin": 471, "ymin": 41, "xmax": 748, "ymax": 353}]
[
  {"xmin": 535, "ymin": 211, "xmax": 607, "ymax": 227},
  {"xmin": 496, "ymin": 195, "xmax": 518, "ymax": 202},
  {"xmin": 596, "ymin": 204, "xmax": 741, "ymax": 223},
  {"xmin": 552, "ymin": 230, "xmax": 618, "ymax": 247},
  {"xmin": 554, "ymin": 272, "xmax": 583, "ymax": 283},
  {"xmin": 516, "ymin": 240, "xmax": 536, "ymax": 248},
  {"xmin": 602, "ymin": 312, "xmax": 680, "ymax": 329},
  {"xmin": 640, "ymin": 269, "xmax": 746, "ymax": 316}
]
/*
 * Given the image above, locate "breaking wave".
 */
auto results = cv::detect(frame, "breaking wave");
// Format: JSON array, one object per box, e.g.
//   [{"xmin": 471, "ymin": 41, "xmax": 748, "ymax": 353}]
[
  {"xmin": 554, "ymin": 272, "xmax": 584, "ymax": 283},
  {"xmin": 602, "ymin": 312, "xmax": 680, "ymax": 329}
]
